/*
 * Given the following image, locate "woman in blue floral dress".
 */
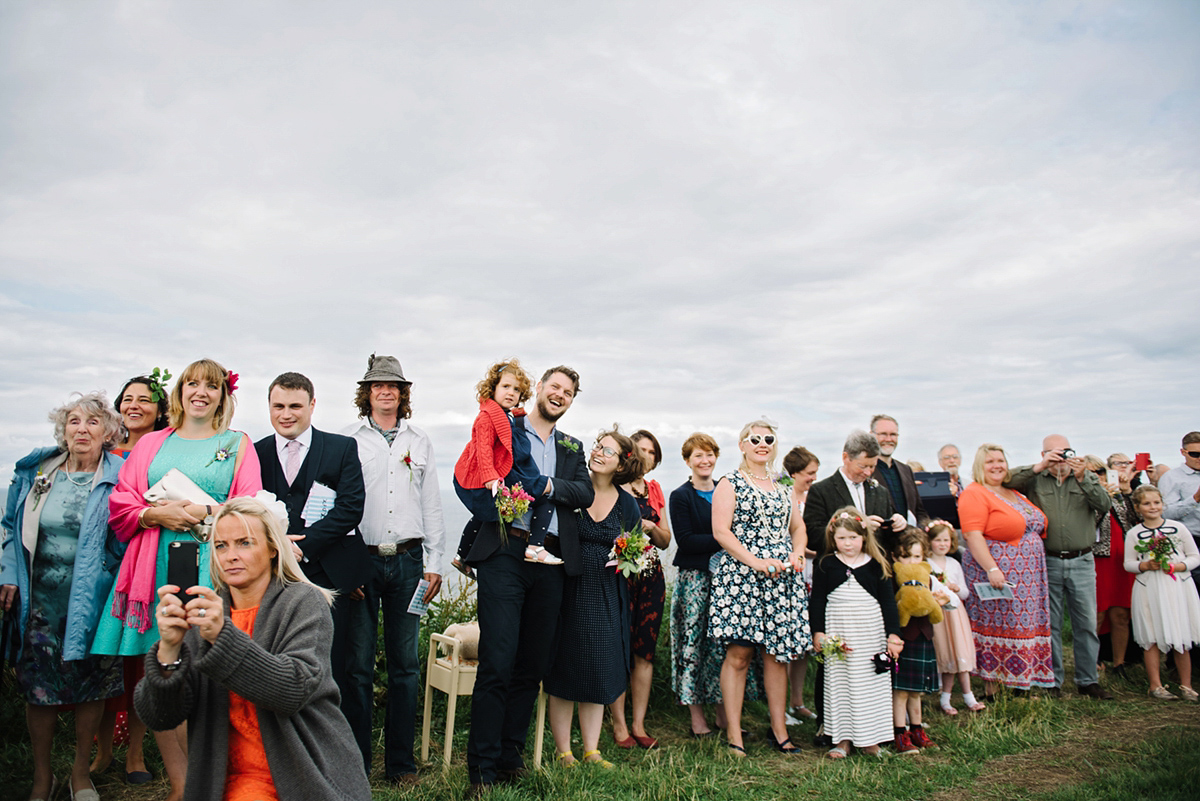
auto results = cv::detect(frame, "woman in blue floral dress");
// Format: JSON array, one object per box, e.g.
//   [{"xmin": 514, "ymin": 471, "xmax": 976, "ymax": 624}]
[{"xmin": 709, "ymin": 420, "xmax": 812, "ymax": 756}]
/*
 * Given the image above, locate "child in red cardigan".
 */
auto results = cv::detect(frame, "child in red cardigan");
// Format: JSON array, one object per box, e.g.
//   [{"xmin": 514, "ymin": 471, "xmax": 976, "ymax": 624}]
[{"xmin": 451, "ymin": 359, "xmax": 558, "ymax": 575}]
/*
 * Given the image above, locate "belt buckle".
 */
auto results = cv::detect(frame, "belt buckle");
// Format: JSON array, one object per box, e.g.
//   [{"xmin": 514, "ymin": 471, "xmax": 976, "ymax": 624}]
[{"xmin": 378, "ymin": 542, "xmax": 398, "ymax": 557}]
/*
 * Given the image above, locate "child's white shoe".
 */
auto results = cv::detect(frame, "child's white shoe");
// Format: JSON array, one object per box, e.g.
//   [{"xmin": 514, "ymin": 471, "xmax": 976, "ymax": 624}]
[{"xmin": 525, "ymin": 545, "xmax": 564, "ymax": 565}]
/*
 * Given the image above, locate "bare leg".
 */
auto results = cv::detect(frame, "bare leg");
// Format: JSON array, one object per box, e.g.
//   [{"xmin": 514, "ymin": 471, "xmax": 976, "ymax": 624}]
[
  {"xmin": 687, "ymin": 704, "xmax": 711, "ymax": 735},
  {"xmin": 125, "ymin": 707, "xmax": 148, "ymax": 774},
  {"xmin": 1175, "ymin": 648, "xmax": 1193, "ymax": 690},
  {"xmin": 90, "ymin": 706, "xmax": 116, "ymax": 773},
  {"xmin": 719, "ymin": 645, "xmax": 753, "ymax": 749},
  {"xmin": 629, "ymin": 656, "xmax": 653, "ymax": 738},
  {"xmin": 27, "ymin": 704, "xmax": 57, "ymax": 801},
  {"xmin": 940, "ymin": 672, "xmax": 955, "ymax": 694},
  {"xmin": 957, "ymin": 671, "xmax": 973, "ymax": 694},
  {"xmin": 713, "ymin": 703, "xmax": 728, "ymax": 730},
  {"xmin": 789, "ymin": 658, "xmax": 809, "ymax": 709},
  {"xmin": 905, "ymin": 694, "xmax": 923, "ymax": 727},
  {"xmin": 1109, "ymin": 608, "xmax": 1131, "ymax": 666},
  {"xmin": 892, "ymin": 691, "xmax": 909, "ymax": 728},
  {"xmin": 577, "ymin": 702, "xmax": 605, "ymax": 754},
  {"xmin": 1144, "ymin": 644, "xmax": 1163, "ymax": 689},
  {"xmin": 762, "ymin": 651, "xmax": 791, "ymax": 745},
  {"xmin": 71, "ymin": 701, "xmax": 105, "ymax": 792},
  {"xmin": 155, "ymin": 724, "xmax": 188, "ymax": 801},
  {"xmin": 548, "ymin": 695, "xmax": 576, "ymax": 756},
  {"xmin": 607, "ymin": 692, "xmax": 629, "ymax": 742}
]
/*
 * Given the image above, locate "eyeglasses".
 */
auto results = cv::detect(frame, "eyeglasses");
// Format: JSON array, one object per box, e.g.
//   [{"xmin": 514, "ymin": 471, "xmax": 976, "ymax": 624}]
[
  {"xmin": 1110, "ymin": 461, "xmax": 1132, "ymax": 468},
  {"xmin": 1186, "ymin": 451, "xmax": 1200, "ymax": 459},
  {"xmin": 591, "ymin": 443, "xmax": 618, "ymax": 458},
  {"xmin": 743, "ymin": 434, "xmax": 776, "ymax": 446}
]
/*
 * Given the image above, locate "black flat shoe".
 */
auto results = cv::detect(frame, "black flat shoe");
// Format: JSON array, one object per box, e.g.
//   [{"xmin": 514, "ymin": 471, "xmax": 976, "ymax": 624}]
[{"xmin": 766, "ymin": 730, "xmax": 801, "ymax": 754}]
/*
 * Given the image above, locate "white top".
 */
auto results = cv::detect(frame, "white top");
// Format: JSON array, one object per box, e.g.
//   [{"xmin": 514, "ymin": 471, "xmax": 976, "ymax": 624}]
[
  {"xmin": 838, "ymin": 469, "xmax": 866, "ymax": 512},
  {"xmin": 345, "ymin": 418, "xmax": 446, "ymax": 574}
]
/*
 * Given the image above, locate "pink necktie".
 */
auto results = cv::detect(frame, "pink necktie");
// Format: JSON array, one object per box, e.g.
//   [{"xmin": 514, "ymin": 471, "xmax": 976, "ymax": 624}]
[{"xmin": 285, "ymin": 439, "xmax": 302, "ymax": 485}]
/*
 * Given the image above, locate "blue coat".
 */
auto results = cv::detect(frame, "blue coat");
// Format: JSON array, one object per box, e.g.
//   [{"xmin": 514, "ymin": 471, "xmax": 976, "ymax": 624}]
[{"xmin": 1, "ymin": 447, "xmax": 125, "ymax": 661}]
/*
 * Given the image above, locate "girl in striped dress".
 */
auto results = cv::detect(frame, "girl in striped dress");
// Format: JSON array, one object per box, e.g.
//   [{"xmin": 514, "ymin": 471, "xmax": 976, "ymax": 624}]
[{"xmin": 809, "ymin": 509, "xmax": 903, "ymax": 759}]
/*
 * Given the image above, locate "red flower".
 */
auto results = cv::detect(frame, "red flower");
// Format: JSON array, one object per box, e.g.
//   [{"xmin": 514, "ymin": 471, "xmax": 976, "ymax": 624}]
[{"xmin": 226, "ymin": 371, "xmax": 240, "ymax": 394}]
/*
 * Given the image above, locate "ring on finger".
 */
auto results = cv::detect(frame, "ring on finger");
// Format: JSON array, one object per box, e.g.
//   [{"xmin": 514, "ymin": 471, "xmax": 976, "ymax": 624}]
[{"xmin": 197, "ymin": 608, "xmax": 207, "ymax": 618}]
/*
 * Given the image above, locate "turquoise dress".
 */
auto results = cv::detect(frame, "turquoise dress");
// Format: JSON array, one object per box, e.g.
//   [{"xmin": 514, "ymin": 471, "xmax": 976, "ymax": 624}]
[
  {"xmin": 92, "ymin": 433, "xmax": 240, "ymax": 657},
  {"xmin": 17, "ymin": 473, "xmax": 123, "ymax": 704}
]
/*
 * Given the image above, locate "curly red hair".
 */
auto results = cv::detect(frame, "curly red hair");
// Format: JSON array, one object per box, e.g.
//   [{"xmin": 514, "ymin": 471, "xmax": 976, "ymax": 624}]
[{"xmin": 475, "ymin": 359, "xmax": 533, "ymax": 405}]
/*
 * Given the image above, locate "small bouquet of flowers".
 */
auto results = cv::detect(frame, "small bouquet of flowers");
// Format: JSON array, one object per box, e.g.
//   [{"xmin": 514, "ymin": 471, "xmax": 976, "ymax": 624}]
[
  {"xmin": 495, "ymin": 482, "xmax": 535, "ymax": 544},
  {"xmin": 605, "ymin": 527, "xmax": 653, "ymax": 578},
  {"xmin": 1135, "ymin": 530, "xmax": 1179, "ymax": 581},
  {"xmin": 813, "ymin": 634, "xmax": 850, "ymax": 664}
]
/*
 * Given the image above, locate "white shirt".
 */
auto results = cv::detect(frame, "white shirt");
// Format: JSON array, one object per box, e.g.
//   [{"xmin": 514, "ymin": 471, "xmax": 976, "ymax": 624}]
[
  {"xmin": 345, "ymin": 418, "xmax": 446, "ymax": 574},
  {"xmin": 839, "ymin": 468, "xmax": 866, "ymax": 513},
  {"xmin": 274, "ymin": 425, "xmax": 314, "ymax": 472},
  {"xmin": 1159, "ymin": 464, "xmax": 1200, "ymax": 545}
]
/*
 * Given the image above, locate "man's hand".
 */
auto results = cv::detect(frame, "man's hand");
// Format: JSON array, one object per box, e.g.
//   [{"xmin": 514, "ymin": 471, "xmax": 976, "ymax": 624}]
[
  {"xmin": 422, "ymin": 573, "xmax": 442, "ymax": 604},
  {"xmin": 1068, "ymin": 458, "xmax": 1087, "ymax": 481},
  {"xmin": 890, "ymin": 513, "xmax": 906, "ymax": 532},
  {"xmin": 287, "ymin": 533, "xmax": 305, "ymax": 561}
]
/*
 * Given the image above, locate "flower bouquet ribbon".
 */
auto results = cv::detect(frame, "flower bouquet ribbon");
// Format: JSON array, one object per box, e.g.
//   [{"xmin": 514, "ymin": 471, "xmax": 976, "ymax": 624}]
[{"xmin": 1135, "ymin": 527, "xmax": 1180, "ymax": 581}]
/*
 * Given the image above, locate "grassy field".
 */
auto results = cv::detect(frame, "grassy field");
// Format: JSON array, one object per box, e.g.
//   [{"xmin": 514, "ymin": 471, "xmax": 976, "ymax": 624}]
[{"xmin": 3, "ymin": 583, "xmax": 1199, "ymax": 801}]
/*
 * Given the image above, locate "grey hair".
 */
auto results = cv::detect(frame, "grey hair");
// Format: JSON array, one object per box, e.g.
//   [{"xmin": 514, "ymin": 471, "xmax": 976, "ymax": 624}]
[
  {"xmin": 843, "ymin": 430, "xmax": 881, "ymax": 460},
  {"xmin": 50, "ymin": 392, "xmax": 123, "ymax": 451},
  {"xmin": 869, "ymin": 414, "xmax": 897, "ymax": 433}
]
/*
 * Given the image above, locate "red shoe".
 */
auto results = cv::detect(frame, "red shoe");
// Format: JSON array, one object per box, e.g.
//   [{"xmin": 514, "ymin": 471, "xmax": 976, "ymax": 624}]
[
  {"xmin": 909, "ymin": 727, "xmax": 938, "ymax": 750},
  {"xmin": 893, "ymin": 731, "xmax": 920, "ymax": 755}
]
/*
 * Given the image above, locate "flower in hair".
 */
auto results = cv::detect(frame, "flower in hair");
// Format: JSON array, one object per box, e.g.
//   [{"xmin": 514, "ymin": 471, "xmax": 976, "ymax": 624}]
[
  {"xmin": 253, "ymin": 490, "xmax": 291, "ymax": 527},
  {"xmin": 226, "ymin": 371, "xmax": 240, "ymax": 395}
]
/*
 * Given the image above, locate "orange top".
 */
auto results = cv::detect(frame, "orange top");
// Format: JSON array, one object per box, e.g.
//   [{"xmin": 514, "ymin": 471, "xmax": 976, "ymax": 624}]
[
  {"xmin": 224, "ymin": 606, "xmax": 277, "ymax": 801},
  {"xmin": 957, "ymin": 483, "xmax": 1046, "ymax": 543}
]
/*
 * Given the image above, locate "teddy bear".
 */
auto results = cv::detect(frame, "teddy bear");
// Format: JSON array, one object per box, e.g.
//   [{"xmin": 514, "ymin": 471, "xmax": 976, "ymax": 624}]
[{"xmin": 892, "ymin": 561, "xmax": 944, "ymax": 627}]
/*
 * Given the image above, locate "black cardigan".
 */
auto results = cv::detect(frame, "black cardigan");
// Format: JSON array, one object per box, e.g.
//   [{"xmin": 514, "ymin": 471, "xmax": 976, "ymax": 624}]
[
  {"xmin": 808, "ymin": 554, "xmax": 901, "ymax": 638},
  {"xmin": 669, "ymin": 480, "xmax": 721, "ymax": 571}
]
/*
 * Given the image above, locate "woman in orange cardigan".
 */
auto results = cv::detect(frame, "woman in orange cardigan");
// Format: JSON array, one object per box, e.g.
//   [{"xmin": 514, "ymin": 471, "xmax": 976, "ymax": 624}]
[
  {"xmin": 958, "ymin": 444, "xmax": 1054, "ymax": 698},
  {"xmin": 451, "ymin": 359, "xmax": 555, "ymax": 575}
]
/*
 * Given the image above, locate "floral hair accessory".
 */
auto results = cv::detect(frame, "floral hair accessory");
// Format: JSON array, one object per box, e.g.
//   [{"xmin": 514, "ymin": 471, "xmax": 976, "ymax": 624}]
[
  {"xmin": 226, "ymin": 371, "xmax": 240, "ymax": 395},
  {"xmin": 146, "ymin": 366, "xmax": 172, "ymax": 403},
  {"xmin": 837, "ymin": 512, "xmax": 862, "ymax": 522}
]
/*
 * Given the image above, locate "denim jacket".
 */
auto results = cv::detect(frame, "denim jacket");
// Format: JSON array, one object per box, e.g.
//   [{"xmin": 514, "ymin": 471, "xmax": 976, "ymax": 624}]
[{"xmin": 1, "ymin": 447, "xmax": 124, "ymax": 660}]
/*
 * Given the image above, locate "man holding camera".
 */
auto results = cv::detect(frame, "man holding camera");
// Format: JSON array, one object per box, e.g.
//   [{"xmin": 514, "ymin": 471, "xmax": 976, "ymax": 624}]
[{"xmin": 1007, "ymin": 435, "xmax": 1112, "ymax": 699}]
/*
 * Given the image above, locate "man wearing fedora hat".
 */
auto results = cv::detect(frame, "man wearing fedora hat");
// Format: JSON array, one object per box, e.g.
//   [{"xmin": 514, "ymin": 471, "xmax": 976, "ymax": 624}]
[{"xmin": 344, "ymin": 353, "xmax": 447, "ymax": 785}]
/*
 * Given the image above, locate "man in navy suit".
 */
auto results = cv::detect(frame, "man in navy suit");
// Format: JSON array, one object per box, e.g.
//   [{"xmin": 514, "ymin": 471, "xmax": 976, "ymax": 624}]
[
  {"xmin": 803, "ymin": 429, "xmax": 905, "ymax": 557},
  {"xmin": 465, "ymin": 366, "xmax": 595, "ymax": 797},
  {"xmin": 254, "ymin": 372, "xmax": 368, "ymax": 730}
]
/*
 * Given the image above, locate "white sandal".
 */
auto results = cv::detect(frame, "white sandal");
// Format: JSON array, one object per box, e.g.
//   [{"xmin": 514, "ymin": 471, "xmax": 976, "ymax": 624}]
[{"xmin": 525, "ymin": 545, "xmax": 563, "ymax": 565}]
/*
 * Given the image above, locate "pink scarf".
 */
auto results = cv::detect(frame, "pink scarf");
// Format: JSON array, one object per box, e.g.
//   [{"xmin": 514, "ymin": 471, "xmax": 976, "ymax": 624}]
[{"xmin": 109, "ymin": 428, "xmax": 262, "ymax": 632}]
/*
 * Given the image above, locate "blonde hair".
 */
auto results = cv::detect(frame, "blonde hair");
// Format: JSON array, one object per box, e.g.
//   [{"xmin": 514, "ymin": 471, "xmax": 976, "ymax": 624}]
[
  {"xmin": 736, "ymin": 420, "xmax": 779, "ymax": 474},
  {"xmin": 972, "ymin": 444, "xmax": 1009, "ymax": 485},
  {"xmin": 168, "ymin": 359, "xmax": 236, "ymax": 432},
  {"xmin": 210, "ymin": 497, "xmax": 334, "ymax": 606}
]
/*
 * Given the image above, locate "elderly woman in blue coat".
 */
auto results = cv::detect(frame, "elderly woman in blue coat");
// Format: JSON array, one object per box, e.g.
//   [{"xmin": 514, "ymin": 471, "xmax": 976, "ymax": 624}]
[{"xmin": 1, "ymin": 391, "xmax": 126, "ymax": 801}]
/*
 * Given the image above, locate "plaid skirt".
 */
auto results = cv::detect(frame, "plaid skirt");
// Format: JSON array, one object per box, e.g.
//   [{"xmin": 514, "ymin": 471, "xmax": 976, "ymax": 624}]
[{"xmin": 893, "ymin": 635, "xmax": 938, "ymax": 693}]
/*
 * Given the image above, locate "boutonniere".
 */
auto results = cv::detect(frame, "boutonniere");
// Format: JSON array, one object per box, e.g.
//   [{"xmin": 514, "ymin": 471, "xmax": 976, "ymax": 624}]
[
  {"xmin": 206, "ymin": 437, "xmax": 239, "ymax": 467},
  {"xmin": 558, "ymin": 438, "xmax": 580, "ymax": 454},
  {"xmin": 402, "ymin": 450, "xmax": 414, "ymax": 481},
  {"xmin": 31, "ymin": 469, "xmax": 53, "ymax": 510},
  {"xmin": 868, "ymin": 478, "xmax": 880, "ymax": 489}
]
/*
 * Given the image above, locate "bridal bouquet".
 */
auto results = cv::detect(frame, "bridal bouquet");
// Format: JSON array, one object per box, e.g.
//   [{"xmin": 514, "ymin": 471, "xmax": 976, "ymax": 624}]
[
  {"xmin": 1135, "ymin": 529, "xmax": 1179, "ymax": 580},
  {"xmin": 606, "ymin": 527, "xmax": 653, "ymax": 578},
  {"xmin": 495, "ymin": 482, "xmax": 535, "ymax": 544}
]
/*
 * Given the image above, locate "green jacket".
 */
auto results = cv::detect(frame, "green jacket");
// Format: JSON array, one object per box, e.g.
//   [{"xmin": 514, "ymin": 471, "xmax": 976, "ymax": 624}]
[{"xmin": 1006, "ymin": 466, "xmax": 1112, "ymax": 552}]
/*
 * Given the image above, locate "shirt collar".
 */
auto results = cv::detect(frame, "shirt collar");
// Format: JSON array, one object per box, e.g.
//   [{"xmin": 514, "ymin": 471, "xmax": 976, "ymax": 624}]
[{"xmin": 275, "ymin": 425, "xmax": 313, "ymax": 456}]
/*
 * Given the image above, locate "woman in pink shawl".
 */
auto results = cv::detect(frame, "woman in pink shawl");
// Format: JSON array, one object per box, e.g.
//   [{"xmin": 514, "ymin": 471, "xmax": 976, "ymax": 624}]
[{"xmin": 92, "ymin": 358, "xmax": 260, "ymax": 801}]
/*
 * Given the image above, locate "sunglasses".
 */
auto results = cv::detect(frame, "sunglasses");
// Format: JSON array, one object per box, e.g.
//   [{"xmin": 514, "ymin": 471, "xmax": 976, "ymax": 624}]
[
  {"xmin": 743, "ymin": 434, "xmax": 776, "ymax": 446},
  {"xmin": 1186, "ymin": 451, "xmax": 1200, "ymax": 459}
]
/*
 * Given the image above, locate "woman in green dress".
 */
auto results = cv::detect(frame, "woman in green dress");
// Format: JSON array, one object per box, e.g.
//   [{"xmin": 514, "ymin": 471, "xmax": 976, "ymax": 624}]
[
  {"xmin": 1, "ymin": 392, "xmax": 126, "ymax": 801},
  {"xmin": 91, "ymin": 358, "xmax": 261, "ymax": 801}
]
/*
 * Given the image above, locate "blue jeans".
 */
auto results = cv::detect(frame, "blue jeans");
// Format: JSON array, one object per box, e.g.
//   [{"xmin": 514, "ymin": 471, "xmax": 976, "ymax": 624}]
[
  {"xmin": 344, "ymin": 546, "xmax": 424, "ymax": 778},
  {"xmin": 1045, "ymin": 552, "xmax": 1100, "ymax": 687}
]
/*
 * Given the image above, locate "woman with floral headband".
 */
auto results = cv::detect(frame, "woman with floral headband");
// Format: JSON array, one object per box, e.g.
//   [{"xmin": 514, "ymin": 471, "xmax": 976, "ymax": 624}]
[{"xmin": 93, "ymin": 358, "xmax": 261, "ymax": 801}]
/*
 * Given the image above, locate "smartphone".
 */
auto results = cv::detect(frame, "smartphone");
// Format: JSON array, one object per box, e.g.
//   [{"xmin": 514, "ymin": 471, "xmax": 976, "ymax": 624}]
[
  {"xmin": 1106, "ymin": 469, "xmax": 1118, "ymax": 487},
  {"xmin": 1133, "ymin": 453, "xmax": 1152, "ymax": 472},
  {"xmin": 166, "ymin": 540, "xmax": 200, "ymax": 592}
]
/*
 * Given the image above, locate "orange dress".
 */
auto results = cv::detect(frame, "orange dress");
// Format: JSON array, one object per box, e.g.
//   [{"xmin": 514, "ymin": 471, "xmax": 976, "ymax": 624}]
[{"xmin": 225, "ymin": 606, "xmax": 277, "ymax": 801}]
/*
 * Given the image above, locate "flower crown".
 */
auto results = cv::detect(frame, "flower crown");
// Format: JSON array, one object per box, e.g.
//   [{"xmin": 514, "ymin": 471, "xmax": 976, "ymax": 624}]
[
  {"xmin": 923, "ymin": 519, "xmax": 952, "ymax": 533},
  {"xmin": 837, "ymin": 511, "xmax": 864, "ymax": 523}
]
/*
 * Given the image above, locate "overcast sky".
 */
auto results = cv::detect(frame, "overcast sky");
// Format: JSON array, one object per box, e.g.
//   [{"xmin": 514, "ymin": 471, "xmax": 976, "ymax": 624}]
[{"xmin": 2, "ymin": 1, "xmax": 1198, "ymax": 553}]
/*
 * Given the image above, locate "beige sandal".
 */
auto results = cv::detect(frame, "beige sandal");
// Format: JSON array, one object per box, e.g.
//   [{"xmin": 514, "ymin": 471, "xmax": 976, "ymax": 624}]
[{"xmin": 1149, "ymin": 685, "xmax": 1179, "ymax": 700}]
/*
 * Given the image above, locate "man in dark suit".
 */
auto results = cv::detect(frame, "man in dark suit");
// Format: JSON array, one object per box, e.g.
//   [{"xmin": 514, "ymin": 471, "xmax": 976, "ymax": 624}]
[
  {"xmin": 803, "ymin": 429, "xmax": 906, "ymax": 558},
  {"xmin": 466, "ymin": 366, "xmax": 595, "ymax": 797},
  {"xmin": 254, "ymin": 372, "xmax": 368, "ymax": 721},
  {"xmin": 869, "ymin": 414, "xmax": 930, "ymax": 529}
]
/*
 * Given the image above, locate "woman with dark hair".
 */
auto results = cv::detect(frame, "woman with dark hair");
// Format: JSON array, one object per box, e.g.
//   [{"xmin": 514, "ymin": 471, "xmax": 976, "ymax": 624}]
[
  {"xmin": 782, "ymin": 445, "xmax": 820, "ymax": 724},
  {"xmin": 1093, "ymin": 453, "xmax": 1138, "ymax": 679},
  {"xmin": 92, "ymin": 358, "xmax": 262, "ymax": 801},
  {"xmin": 1, "ymin": 392, "xmax": 126, "ymax": 801},
  {"xmin": 709, "ymin": 421, "xmax": 812, "ymax": 756},
  {"xmin": 91, "ymin": 370, "xmax": 173, "ymax": 780},
  {"xmin": 610, "ymin": 428, "xmax": 671, "ymax": 749},
  {"xmin": 545, "ymin": 428, "xmax": 644, "ymax": 767}
]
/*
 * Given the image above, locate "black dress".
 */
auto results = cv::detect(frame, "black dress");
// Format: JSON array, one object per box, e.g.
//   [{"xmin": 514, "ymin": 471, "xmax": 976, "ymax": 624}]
[{"xmin": 543, "ymin": 495, "xmax": 636, "ymax": 704}]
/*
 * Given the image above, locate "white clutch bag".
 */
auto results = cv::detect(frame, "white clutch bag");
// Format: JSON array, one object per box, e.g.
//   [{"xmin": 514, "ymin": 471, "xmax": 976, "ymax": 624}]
[{"xmin": 144, "ymin": 468, "xmax": 218, "ymax": 541}]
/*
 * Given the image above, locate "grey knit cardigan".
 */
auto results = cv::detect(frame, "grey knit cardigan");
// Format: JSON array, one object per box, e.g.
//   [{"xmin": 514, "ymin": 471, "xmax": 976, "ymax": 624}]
[{"xmin": 135, "ymin": 580, "xmax": 371, "ymax": 801}]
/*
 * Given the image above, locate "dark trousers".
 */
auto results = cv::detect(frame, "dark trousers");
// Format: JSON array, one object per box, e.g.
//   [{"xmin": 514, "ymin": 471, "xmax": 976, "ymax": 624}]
[{"xmin": 466, "ymin": 535, "xmax": 564, "ymax": 784}]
